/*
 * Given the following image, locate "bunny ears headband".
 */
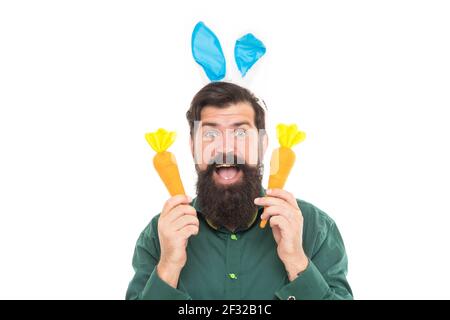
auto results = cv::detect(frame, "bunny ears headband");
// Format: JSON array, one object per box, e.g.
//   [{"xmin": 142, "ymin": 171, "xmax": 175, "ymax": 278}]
[{"xmin": 191, "ymin": 21, "xmax": 266, "ymax": 81}]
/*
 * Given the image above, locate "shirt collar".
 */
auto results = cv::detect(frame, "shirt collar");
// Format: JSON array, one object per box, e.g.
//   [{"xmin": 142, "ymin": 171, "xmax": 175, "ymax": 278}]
[{"xmin": 191, "ymin": 186, "xmax": 267, "ymax": 233}]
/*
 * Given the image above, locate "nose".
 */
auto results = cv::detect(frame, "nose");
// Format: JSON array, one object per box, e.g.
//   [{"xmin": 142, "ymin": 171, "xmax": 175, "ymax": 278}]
[
  {"xmin": 212, "ymin": 131, "xmax": 237, "ymax": 164},
  {"xmin": 223, "ymin": 133, "xmax": 236, "ymax": 154}
]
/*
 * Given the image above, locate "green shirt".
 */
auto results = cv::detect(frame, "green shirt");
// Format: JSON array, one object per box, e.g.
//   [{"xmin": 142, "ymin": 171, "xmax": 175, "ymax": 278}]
[{"xmin": 126, "ymin": 192, "xmax": 353, "ymax": 300}]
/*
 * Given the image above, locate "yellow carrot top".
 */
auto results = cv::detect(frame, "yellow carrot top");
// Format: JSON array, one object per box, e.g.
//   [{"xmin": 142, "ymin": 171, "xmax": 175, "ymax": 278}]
[
  {"xmin": 145, "ymin": 128, "xmax": 176, "ymax": 153},
  {"xmin": 276, "ymin": 123, "xmax": 306, "ymax": 148}
]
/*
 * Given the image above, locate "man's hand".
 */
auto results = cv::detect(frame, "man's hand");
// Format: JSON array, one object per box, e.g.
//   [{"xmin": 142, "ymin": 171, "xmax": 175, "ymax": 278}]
[
  {"xmin": 254, "ymin": 189, "xmax": 309, "ymax": 281},
  {"xmin": 157, "ymin": 195, "xmax": 199, "ymax": 288}
]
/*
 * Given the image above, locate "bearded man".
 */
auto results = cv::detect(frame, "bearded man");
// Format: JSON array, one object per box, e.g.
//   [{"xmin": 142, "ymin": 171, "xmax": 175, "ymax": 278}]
[{"xmin": 126, "ymin": 82, "xmax": 353, "ymax": 300}]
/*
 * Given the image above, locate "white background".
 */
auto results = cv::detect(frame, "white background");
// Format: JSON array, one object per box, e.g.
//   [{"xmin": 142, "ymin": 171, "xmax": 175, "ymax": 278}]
[{"xmin": 1, "ymin": 1, "xmax": 449, "ymax": 299}]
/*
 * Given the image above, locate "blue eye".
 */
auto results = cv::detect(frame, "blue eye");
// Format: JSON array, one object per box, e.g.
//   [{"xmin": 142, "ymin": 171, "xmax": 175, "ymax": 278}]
[
  {"xmin": 234, "ymin": 128, "xmax": 247, "ymax": 137},
  {"xmin": 204, "ymin": 130, "xmax": 220, "ymax": 139}
]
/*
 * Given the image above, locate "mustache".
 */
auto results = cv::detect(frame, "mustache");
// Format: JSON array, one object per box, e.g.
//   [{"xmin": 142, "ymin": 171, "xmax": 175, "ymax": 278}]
[
  {"xmin": 197, "ymin": 153, "xmax": 250, "ymax": 175},
  {"xmin": 207, "ymin": 152, "xmax": 246, "ymax": 166}
]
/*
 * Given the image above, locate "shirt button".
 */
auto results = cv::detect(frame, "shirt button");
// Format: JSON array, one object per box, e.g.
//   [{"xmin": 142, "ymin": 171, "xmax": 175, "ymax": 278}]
[
  {"xmin": 228, "ymin": 273, "xmax": 238, "ymax": 280},
  {"xmin": 231, "ymin": 234, "xmax": 238, "ymax": 240},
  {"xmin": 287, "ymin": 296, "xmax": 296, "ymax": 300}
]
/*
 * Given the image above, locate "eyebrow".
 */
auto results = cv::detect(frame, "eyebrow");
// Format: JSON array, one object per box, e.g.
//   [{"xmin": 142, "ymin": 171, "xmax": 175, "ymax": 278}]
[{"xmin": 201, "ymin": 121, "xmax": 253, "ymax": 128}]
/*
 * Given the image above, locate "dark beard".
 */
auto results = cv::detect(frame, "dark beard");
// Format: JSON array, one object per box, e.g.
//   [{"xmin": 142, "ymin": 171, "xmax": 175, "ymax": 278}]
[{"xmin": 195, "ymin": 154, "xmax": 263, "ymax": 231}]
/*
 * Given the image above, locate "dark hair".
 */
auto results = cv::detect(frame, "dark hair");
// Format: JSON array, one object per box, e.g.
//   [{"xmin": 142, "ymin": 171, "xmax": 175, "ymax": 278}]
[{"xmin": 186, "ymin": 82, "xmax": 266, "ymax": 137}]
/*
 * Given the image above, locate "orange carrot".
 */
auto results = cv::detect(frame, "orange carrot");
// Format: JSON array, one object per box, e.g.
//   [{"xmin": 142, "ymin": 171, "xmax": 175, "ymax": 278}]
[
  {"xmin": 145, "ymin": 128, "xmax": 186, "ymax": 196},
  {"xmin": 260, "ymin": 124, "xmax": 306, "ymax": 228}
]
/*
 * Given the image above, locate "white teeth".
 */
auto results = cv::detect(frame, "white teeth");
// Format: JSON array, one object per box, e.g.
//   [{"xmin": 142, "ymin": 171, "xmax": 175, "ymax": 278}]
[{"xmin": 216, "ymin": 164, "xmax": 234, "ymax": 168}]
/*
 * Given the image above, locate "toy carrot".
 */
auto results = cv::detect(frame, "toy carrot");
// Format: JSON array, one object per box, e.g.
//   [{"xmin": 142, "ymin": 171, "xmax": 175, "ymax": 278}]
[
  {"xmin": 145, "ymin": 128, "xmax": 186, "ymax": 196},
  {"xmin": 260, "ymin": 124, "xmax": 306, "ymax": 228}
]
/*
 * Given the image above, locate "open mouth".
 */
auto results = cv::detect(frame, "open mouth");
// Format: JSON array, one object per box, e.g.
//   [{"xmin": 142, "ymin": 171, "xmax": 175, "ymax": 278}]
[{"xmin": 214, "ymin": 164, "xmax": 242, "ymax": 184}]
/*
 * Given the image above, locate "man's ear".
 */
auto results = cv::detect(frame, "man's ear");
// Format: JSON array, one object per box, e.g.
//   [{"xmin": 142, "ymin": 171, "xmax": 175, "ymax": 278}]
[
  {"xmin": 258, "ymin": 130, "xmax": 269, "ymax": 162},
  {"xmin": 262, "ymin": 131, "xmax": 268, "ymax": 156},
  {"xmin": 190, "ymin": 136, "xmax": 194, "ymax": 157}
]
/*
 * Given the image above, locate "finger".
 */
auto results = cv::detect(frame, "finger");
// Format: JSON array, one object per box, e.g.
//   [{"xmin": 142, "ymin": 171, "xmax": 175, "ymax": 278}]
[
  {"xmin": 166, "ymin": 205, "xmax": 197, "ymax": 222},
  {"xmin": 172, "ymin": 215, "xmax": 199, "ymax": 232},
  {"xmin": 266, "ymin": 189, "xmax": 299, "ymax": 208},
  {"xmin": 269, "ymin": 216, "xmax": 291, "ymax": 236},
  {"xmin": 162, "ymin": 195, "xmax": 192, "ymax": 216},
  {"xmin": 179, "ymin": 224, "xmax": 199, "ymax": 239},
  {"xmin": 260, "ymin": 205, "xmax": 295, "ymax": 222},
  {"xmin": 254, "ymin": 196, "xmax": 288, "ymax": 208}
]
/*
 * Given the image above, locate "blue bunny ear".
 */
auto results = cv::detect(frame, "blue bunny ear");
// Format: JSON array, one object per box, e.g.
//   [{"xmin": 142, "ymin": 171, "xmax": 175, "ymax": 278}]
[
  {"xmin": 234, "ymin": 33, "xmax": 266, "ymax": 77},
  {"xmin": 191, "ymin": 22, "xmax": 226, "ymax": 81}
]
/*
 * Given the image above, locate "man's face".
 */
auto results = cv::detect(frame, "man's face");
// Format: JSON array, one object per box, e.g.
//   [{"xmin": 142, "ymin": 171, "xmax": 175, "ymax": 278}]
[
  {"xmin": 190, "ymin": 102, "xmax": 267, "ymax": 231},
  {"xmin": 192, "ymin": 102, "xmax": 266, "ymax": 185}
]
